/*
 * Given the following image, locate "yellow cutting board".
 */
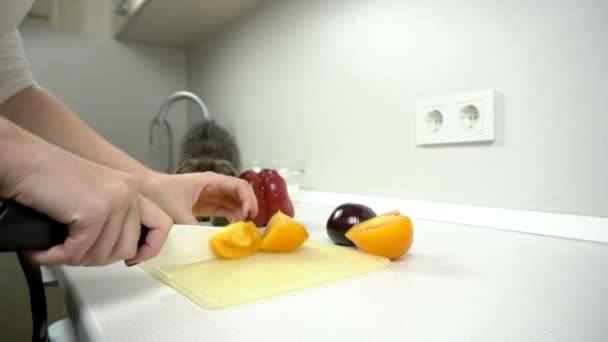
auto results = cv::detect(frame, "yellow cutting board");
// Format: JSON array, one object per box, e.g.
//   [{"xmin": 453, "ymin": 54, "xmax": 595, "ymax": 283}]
[{"xmin": 141, "ymin": 240, "xmax": 390, "ymax": 310}]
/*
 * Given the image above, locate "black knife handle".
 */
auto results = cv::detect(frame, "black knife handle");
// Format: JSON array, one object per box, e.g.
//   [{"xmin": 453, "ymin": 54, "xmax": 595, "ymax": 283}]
[{"xmin": 0, "ymin": 200, "xmax": 149, "ymax": 252}]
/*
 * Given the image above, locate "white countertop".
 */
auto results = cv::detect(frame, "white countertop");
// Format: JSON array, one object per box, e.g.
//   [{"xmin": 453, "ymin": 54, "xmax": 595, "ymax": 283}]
[{"xmin": 56, "ymin": 200, "xmax": 608, "ymax": 342}]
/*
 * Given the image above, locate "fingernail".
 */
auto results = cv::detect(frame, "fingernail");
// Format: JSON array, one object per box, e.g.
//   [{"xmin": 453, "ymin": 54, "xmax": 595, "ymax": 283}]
[{"xmin": 125, "ymin": 261, "xmax": 139, "ymax": 267}]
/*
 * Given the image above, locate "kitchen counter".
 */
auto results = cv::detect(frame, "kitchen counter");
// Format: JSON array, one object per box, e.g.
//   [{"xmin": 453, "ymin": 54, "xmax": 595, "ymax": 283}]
[{"xmin": 55, "ymin": 199, "xmax": 608, "ymax": 342}]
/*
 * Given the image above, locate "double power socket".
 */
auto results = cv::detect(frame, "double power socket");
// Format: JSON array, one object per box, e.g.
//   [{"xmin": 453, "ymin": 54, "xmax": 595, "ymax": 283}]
[{"xmin": 415, "ymin": 89, "xmax": 496, "ymax": 145}]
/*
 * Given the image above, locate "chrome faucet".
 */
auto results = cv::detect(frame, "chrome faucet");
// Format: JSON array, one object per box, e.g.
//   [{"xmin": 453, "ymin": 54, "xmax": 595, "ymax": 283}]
[{"xmin": 148, "ymin": 91, "xmax": 210, "ymax": 171}]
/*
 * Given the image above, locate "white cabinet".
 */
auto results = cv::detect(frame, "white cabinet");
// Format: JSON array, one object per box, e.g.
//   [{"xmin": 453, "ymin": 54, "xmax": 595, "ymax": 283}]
[
  {"xmin": 26, "ymin": 0, "xmax": 115, "ymax": 37},
  {"xmin": 113, "ymin": 0, "xmax": 265, "ymax": 48},
  {"xmin": 25, "ymin": 0, "xmax": 264, "ymax": 48}
]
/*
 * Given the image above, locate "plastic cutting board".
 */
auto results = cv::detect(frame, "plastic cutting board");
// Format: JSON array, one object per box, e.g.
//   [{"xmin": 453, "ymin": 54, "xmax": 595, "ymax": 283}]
[{"xmin": 141, "ymin": 240, "xmax": 390, "ymax": 310}]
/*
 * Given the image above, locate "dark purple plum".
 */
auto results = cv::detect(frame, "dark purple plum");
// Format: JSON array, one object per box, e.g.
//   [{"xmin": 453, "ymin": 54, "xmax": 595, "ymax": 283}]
[{"xmin": 326, "ymin": 203, "xmax": 377, "ymax": 246}]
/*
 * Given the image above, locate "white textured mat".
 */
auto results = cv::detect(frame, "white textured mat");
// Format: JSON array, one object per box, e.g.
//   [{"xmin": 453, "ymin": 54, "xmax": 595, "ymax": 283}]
[{"xmin": 57, "ymin": 203, "xmax": 608, "ymax": 342}]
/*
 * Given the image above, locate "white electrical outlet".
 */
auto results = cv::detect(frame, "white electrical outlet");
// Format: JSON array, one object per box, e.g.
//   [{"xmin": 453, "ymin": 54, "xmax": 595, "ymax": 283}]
[
  {"xmin": 416, "ymin": 89, "xmax": 496, "ymax": 145},
  {"xmin": 425, "ymin": 107, "xmax": 446, "ymax": 134}
]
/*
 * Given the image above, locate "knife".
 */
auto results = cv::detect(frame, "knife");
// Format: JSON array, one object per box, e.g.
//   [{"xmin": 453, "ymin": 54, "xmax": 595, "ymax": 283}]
[{"xmin": 0, "ymin": 199, "xmax": 221, "ymax": 266}]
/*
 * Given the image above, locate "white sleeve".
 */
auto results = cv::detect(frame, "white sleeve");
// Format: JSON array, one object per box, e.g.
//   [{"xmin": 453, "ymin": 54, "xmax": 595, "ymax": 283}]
[{"xmin": 0, "ymin": 28, "xmax": 35, "ymax": 104}]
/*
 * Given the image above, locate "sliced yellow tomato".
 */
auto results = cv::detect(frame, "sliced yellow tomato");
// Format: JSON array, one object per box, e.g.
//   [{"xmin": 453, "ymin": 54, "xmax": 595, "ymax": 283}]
[
  {"xmin": 261, "ymin": 211, "xmax": 309, "ymax": 252},
  {"xmin": 209, "ymin": 221, "xmax": 262, "ymax": 259},
  {"xmin": 345, "ymin": 211, "xmax": 413, "ymax": 260}
]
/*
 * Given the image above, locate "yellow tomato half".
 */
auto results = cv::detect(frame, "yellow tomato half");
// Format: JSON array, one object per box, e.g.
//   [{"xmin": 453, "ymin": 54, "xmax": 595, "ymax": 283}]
[
  {"xmin": 345, "ymin": 211, "xmax": 413, "ymax": 260},
  {"xmin": 261, "ymin": 211, "xmax": 309, "ymax": 252},
  {"xmin": 210, "ymin": 221, "xmax": 262, "ymax": 259}
]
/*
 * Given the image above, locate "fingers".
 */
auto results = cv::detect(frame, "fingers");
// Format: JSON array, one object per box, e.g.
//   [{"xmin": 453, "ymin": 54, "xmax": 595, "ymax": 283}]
[
  {"xmin": 215, "ymin": 206, "xmax": 242, "ymax": 223},
  {"xmin": 126, "ymin": 195, "xmax": 172, "ymax": 265},
  {"xmin": 31, "ymin": 217, "xmax": 104, "ymax": 265},
  {"xmin": 33, "ymin": 203, "xmax": 140, "ymax": 266},
  {"xmin": 28, "ymin": 244, "xmax": 67, "ymax": 266},
  {"xmin": 79, "ymin": 176, "xmax": 142, "ymax": 266},
  {"xmin": 180, "ymin": 215, "xmax": 199, "ymax": 225},
  {"xmin": 81, "ymin": 203, "xmax": 129, "ymax": 265},
  {"xmin": 209, "ymin": 173, "xmax": 259, "ymax": 221},
  {"xmin": 245, "ymin": 182, "xmax": 258, "ymax": 220},
  {"xmin": 229, "ymin": 176, "xmax": 258, "ymax": 221},
  {"xmin": 174, "ymin": 206, "xmax": 199, "ymax": 226},
  {"xmin": 109, "ymin": 200, "xmax": 140, "ymax": 262}
]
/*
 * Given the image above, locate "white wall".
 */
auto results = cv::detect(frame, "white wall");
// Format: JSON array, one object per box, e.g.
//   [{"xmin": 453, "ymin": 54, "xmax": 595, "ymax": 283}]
[
  {"xmin": 188, "ymin": 0, "xmax": 608, "ymax": 218},
  {"xmin": 19, "ymin": 23, "xmax": 188, "ymax": 171}
]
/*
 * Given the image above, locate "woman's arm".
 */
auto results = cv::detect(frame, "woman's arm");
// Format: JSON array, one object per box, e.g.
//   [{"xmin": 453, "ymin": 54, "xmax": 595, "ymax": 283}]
[
  {"xmin": 0, "ymin": 85, "xmax": 155, "ymax": 182},
  {"xmin": 0, "ymin": 85, "xmax": 258, "ymax": 224}
]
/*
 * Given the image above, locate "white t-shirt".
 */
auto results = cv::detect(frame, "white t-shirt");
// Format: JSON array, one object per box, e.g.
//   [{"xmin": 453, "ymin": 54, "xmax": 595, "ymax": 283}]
[{"xmin": 0, "ymin": 0, "xmax": 35, "ymax": 103}]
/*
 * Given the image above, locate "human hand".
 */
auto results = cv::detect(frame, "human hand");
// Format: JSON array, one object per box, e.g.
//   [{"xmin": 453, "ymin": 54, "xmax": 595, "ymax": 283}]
[
  {"xmin": 1, "ymin": 138, "xmax": 172, "ymax": 266},
  {"xmin": 140, "ymin": 171, "xmax": 258, "ymax": 225}
]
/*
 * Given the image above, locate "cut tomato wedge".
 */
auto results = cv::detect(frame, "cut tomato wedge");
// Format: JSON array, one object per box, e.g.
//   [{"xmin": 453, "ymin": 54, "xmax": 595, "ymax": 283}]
[
  {"xmin": 261, "ymin": 211, "xmax": 309, "ymax": 252},
  {"xmin": 345, "ymin": 211, "xmax": 413, "ymax": 260},
  {"xmin": 210, "ymin": 221, "xmax": 262, "ymax": 259}
]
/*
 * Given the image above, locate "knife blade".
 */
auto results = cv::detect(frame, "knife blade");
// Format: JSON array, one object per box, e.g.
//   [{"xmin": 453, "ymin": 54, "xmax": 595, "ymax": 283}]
[{"xmin": 143, "ymin": 224, "xmax": 222, "ymax": 267}]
